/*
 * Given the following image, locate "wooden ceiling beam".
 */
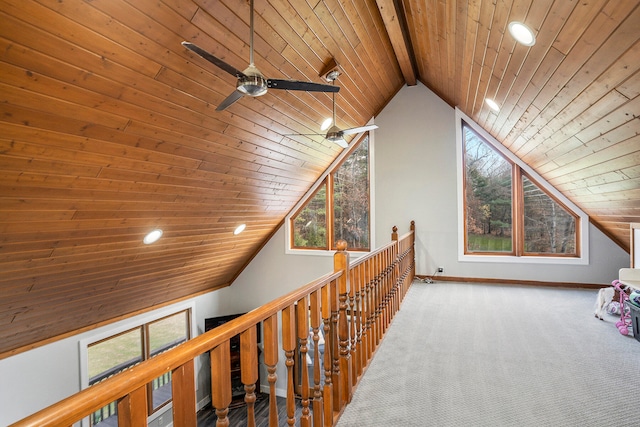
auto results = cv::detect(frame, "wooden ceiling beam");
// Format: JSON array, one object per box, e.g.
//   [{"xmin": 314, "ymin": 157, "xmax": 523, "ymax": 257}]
[{"xmin": 374, "ymin": 0, "xmax": 417, "ymax": 86}]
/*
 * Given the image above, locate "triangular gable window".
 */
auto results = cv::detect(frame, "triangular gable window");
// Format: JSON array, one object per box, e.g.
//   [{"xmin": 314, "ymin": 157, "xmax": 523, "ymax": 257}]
[
  {"xmin": 462, "ymin": 122, "xmax": 579, "ymax": 257},
  {"xmin": 290, "ymin": 134, "xmax": 370, "ymax": 251}
]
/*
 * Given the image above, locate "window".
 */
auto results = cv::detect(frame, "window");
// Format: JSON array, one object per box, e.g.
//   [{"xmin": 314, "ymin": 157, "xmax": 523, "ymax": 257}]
[
  {"xmin": 461, "ymin": 120, "xmax": 580, "ymax": 258},
  {"xmin": 464, "ymin": 128, "xmax": 513, "ymax": 253},
  {"xmin": 292, "ymin": 183, "xmax": 327, "ymax": 249},
  {"xmin": 86, "ymin": 309, "xmax": 191, "ymax": 426},
  {"xmin": 521, "ymin": 175, "xmax": 577, "ymax": 255},
  {"xmin": 290, "ymin": 133, "xmax": 370, "ymax": 251}
]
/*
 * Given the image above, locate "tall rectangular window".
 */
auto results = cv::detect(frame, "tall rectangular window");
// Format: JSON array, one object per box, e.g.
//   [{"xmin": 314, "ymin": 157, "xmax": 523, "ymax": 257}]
[
  {"xmin": 462, "ymin": 122, "xmax": 579, "ymax": 258},
  {"xmin": 147, "ymin": 311, "xmax": 190, "ymax": 411},
  {"xmin": 88, "ymin": 328, "xmax": 144, "ymax": 426},
  {"xmin": 332, "ymin": 136, "xmax": 369, "ymax": 250},
  {"xmin": 464, "ymin": 126, "xmax": 513, "ymax": 253}
]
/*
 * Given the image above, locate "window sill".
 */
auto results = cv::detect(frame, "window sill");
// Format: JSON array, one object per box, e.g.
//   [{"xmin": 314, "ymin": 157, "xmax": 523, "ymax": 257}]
[
  {"xmin": 458, "ymin": 253, "xmax": 589, "ymax": 265},
  {"xmin": 285, "ymin": 248, "xmax": 369, "ymax": 258}
]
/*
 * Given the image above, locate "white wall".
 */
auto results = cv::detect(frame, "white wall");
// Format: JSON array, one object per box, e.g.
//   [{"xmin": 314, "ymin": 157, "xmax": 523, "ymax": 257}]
[
  {"xmin": 1, "ymin": 82, "xmax": 630, "ymax": 426},
  {"xmin": 373, "ymin": 82, "xmax": 629, "ymax": 283}
]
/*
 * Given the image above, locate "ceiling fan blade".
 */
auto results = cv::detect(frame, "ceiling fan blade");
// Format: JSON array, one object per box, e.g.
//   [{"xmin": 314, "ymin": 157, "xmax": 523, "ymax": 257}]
[
  {"xmin": 267, "ymin": 79, "xmax": 340, "ymax": 93},
  {"xmin": 334, "ymin": 138, "xmax": 349, "ymax": 148},
  {"xmin": 182, "ymin": 42, "xmax": 246, "ymax": 78},
  {"xmin": 216, "ymin": 90, "xmax": 244, "ymax": 111},
  {"xmin": 341, "ymin": 124, "xmax": 379, "ymax": 135}
]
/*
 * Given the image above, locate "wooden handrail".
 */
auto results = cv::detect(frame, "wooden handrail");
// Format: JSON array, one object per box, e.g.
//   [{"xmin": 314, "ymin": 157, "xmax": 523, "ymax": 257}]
[{"xmin": 10, "ymin": 223, "xmax": 416, "ymax": 427}]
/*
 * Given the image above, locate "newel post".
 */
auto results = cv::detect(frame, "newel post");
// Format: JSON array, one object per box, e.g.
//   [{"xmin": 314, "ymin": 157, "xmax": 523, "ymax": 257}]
[{"xmin": 333, "ymin": 240, "xmax": 352, "ymax": 407}]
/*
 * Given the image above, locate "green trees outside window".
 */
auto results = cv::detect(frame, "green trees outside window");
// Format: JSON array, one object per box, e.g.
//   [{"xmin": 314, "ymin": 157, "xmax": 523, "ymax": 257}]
[
  {"xmin": 522, "ymin": 175, "xmax": 576, "ymax": 255},
  {"xmin": 291, "ymin": 134, "xmax": 370, "ymax": 251},
  {"xmin": 332, "ymin": 137, "xmax": 369, "ymax": 250},
  {"xmin": 292, "ymin": 184, "xmax": 327, "ymax": 249},
  {"xmin": 463, "ymin": 123, "xmax": 578, "ymax": 256},
  {"xmin": 464, "ymin": 126, "xmax": 513, "ymax": 252}
]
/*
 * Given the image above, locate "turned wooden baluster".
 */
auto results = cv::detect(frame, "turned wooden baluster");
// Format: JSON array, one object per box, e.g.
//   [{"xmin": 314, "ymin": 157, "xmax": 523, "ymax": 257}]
[
  {"xmin": 351, "ymin": 263, "xmax": 362, "ymax": 380},
  {"xmin": 330, "ymin": 272, "xmax": 341, "ymax": 412},
  {"xmin": 356, "ymin": 264, "xmax": 367, "ymax": 376},
  {"xmin": 334, "ymin": 240, "xmax": 352, "ymax": 406},
  {"xmin": 321, "ymin": 281, "xmax": 334, "ymax": 426},
  {"xmin": 210, "ymin": 343, "xmax": 232, "ymax": 427},
  {"xmin": 381, "ymin": 250, "xmax": 390, "ymax": 333},
  {"xmin": 263, "ymin": 314, "xmax": 280, "ymax": 427},
  {"xmin": 386, "ymin": 247, "xmax": 394, "ymax": 327},
  {"xmin": 363, "ymin": 258, "xmax": 373, "ymax": 364},
  {"xmin": 385, "ymin": 248, "xmax": 394, "ymax": 323},
  {"xmin": 172, "ymin": 360, "xmax": 197, "ymax": 426},
  {"xmin": 395, "ymin": 244, "xmax": 402, "ymax": 313},
  {"xmin": 378, "ymin": 251, "xmax": 387, "ymax": 334},
  {"xmin": 348, "ymin": 265, "xmax": 358, "ymax": 387},
  {"xmin": 297, "ymin": 295, "xmax": 311, "ymax": 427},
  {"xmin": 391, "ymin": 246, "xmax": 398, "ymax": 318},
  {"xmin": 309, "ymin": 289, "xmax": 324, "ymax": 427},
  {"xmin": 282, "ymin": 305, "xmax": 296, "ymax": 426},
  {"xmin": 380, "ymin": 252, "xmax": 388, "ymax": 338},
  {"xmin": 118, "ymin": 386, "xmax": 147, "ymax": 427},
  {"xmin": 377, "ymin": 252, "xmax": 385, "ymax": 343},
  {"xmin": 241, "ymin": 327, "xmax": 259, "ymax": 427},
  {"xmin": 370, "ymin": 257, "xmax": 378, "ymax": 353},
  {"xmin": 372, "ymin": 254, "xmax": 381, "ymax": 348}
]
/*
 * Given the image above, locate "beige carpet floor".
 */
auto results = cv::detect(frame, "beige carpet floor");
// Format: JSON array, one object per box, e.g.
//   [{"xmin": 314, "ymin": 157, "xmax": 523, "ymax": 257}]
[{"xmin": 336, "ymin": 281, "xmax": 640, "ymax": 427}]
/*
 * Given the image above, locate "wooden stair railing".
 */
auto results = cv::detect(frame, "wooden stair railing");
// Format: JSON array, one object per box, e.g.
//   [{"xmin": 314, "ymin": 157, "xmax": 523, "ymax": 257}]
[{"xmin": 10, "ymin": 222, "xmax": 415, "ymax": 427}]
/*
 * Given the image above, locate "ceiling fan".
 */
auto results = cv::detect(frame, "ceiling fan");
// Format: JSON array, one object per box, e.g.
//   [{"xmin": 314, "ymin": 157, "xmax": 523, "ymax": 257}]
[
  {"xmin": 298, "ymin": 69, "xmax": 378, "ymax": 148},
  {"xmin": 181, "ymin": 0, "xmax": 338, "ymax": 111}
]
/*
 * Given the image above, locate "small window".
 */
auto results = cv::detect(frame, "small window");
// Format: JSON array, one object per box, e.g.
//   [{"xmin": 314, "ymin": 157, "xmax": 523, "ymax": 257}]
[
  {"xmin": 86, "ymin": 309, "xmax": 191, "ymax": 426},
  {"xmin": 292, "ymin": 183, "xmax": 328, "ymax": 250},
  {"xmin": 290, "ymin": 133, "xmax": 371, "ymax": 251}
]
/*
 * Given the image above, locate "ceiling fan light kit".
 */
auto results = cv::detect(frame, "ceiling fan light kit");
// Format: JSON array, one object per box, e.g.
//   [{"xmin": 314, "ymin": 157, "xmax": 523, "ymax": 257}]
[
  {"xmin": 236, "ymin": 65, "xmax": 268, "ymax": 96},
  {"xmin": 321, "ymin": 117, "xmax": 333, "ymax": 131},
  {"xmin": 284, "ymin": 59, "xmax": 379, "ymax": 148},
  {"xmin": 325, "ymin": 126, "xmax": 348, "ymax": 148}
]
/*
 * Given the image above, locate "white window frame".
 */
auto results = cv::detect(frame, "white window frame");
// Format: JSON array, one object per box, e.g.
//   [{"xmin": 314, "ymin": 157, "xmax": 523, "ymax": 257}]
[
  {"xmin": 285, "ymin": 124, "xmax": 376, "ymax": 256},
  {"xmin": 79, "ymin": 301, "xmax": 196, "ymax": 427},
  {"xmin": 455, "ymin": 107, "xmax": 589, "ymax": 265}
]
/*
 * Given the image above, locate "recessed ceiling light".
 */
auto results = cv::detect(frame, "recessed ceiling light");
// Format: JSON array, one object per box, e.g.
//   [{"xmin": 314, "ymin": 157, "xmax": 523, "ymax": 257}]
[
  {"xmin": 233, "ymin": 224, "xmax": 246, "ymax": 235},
  {"xmin": 143, "ymin": 229, "xmax": 163, "ymax": 244},
  {"xmin": 508, "ymin": 21, "xmax": 536, "ymax": 46},
  {"xmin": 320, "ymin": 117, "xmax": 333, "ymax": 131},
  {"xmin": 485, "ymin": 98, "xmax": 500, "ymax": 112}
]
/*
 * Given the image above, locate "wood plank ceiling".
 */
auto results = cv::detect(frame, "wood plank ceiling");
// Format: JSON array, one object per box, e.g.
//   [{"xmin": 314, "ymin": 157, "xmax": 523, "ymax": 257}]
[{"xmin": 0, "ymin": 0, "xmax": 638, "ymax": 358}]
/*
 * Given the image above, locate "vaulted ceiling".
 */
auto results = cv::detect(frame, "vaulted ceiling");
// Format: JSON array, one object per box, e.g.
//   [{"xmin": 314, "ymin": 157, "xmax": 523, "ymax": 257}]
[{"xmin": 1, "ymin": 0, "xmax": 638, "ymax": 358}]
